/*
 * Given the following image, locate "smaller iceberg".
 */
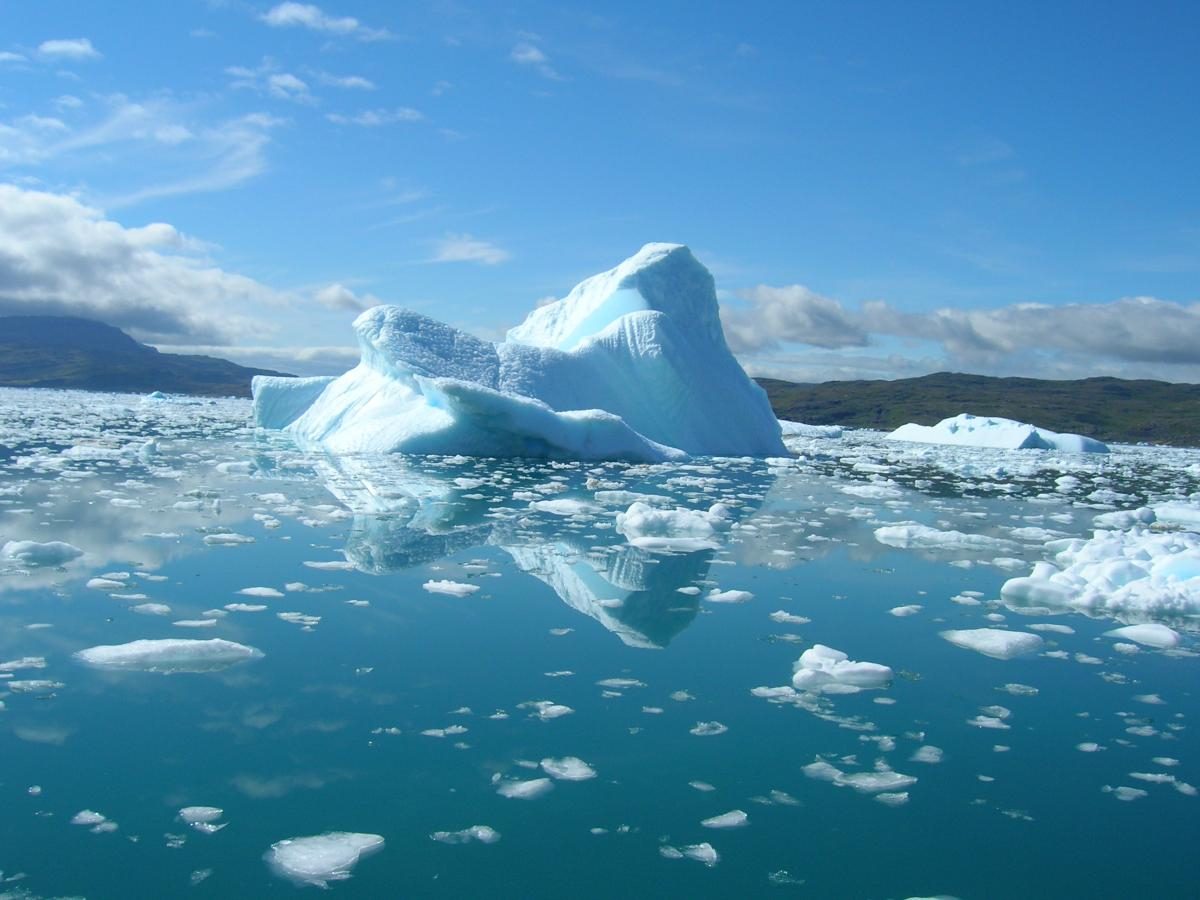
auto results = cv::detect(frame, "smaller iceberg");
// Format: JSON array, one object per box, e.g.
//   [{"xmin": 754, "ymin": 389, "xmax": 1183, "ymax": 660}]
[
  {"xmin": 253, "ymin": 244, "xmax": 785, "ymax": 461},
  {"xmin": 888, "ymin": 413, "xmax": 1108, "ymax": 453}
]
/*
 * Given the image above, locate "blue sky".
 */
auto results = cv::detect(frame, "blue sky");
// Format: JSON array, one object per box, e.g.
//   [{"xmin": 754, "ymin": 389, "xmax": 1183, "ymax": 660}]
[{"xmin": 1, "ymin": 0, "xmax": 1198, "ymax": 381}]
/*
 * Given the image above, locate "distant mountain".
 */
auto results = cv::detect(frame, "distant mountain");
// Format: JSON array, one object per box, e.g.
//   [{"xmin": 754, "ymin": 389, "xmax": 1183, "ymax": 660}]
[
  {"xmin": 0, "ymin": 316, "xmax": 290, "ymax": 397},
  {"xmin": 757, "ymin": 372, "xmax": 1200, "ymax": 447}
]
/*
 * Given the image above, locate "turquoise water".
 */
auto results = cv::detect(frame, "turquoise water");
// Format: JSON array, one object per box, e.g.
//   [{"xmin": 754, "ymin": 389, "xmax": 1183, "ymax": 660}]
[{"xmin": 1, "ymin": 390, "xmax": 1198, "ymax": 898}]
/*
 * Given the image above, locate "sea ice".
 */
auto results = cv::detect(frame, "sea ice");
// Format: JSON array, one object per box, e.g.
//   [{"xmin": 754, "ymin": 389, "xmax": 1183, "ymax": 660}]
[
  {"xmin": 1103, "ymin": 624, "xmax": 1180, "ymax": 649},
  {"xmin": 265, "ymin": 832, "xmax": 384, "ymax": 887},
  {"xmin": 939, "ymin": 629, "xmax": 1044, "ymax": 660},
  {"xmin": 422, "ymin": 579, "xmax": 480, "ymax": 597},
  {"xmin": 430, "ymin": 826, "xmax": 500, "ymax": 844},
  {"xmin": 888, "ymin": 414, "xmax": 1108, "ymax": 453},
  {"xmin": 74, "ymin": 638, "xmax": 263, "ymax": 673},
  {"xmin": 253, "ymin": 244, "xmax": 785, "ymax": 461},
  {"xmin": 496, "ymin": 777, "xmax": 554, "ymax": 799}
]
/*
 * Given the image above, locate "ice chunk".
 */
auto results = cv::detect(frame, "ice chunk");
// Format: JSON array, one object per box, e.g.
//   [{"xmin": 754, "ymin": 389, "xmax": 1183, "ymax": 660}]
[
  {"xmin": 792, "ymin": 644, "xmax": 893, "ymax": 692},
  {"xmin": 700, "ymin": 810, "xmax": 748, "ymax": 829},
  {"xmin": 940, "ymin": 629, "xmax": 1043, "ymax": 660},
  {"xmin": 614, "ymin": 501, "xmax": 728, "ymax": 551},
  {"xmin": 254, "ymin": 245, "xmax": 785, "ymax": 460},
  {"xmin": 2, "ymin": 540, "xmax": 84, "ymax": 566},
  {"xmin": 888, "ymin": 413, "xmax": 1108, "ymax": 453},
  {"xmin": 422, "ymin": 579, "xmax": 480, "ymax": 597},
  {"xmin": 74, "ymin": 638, "xmax": 263, "ymax": 673},
  {"xmin": 874, "ymin": 524, "xmax": 1015, "ymax": 552},
  {"xmin": 778, "ymin": 420, "xmax": 843, "ymax": 439},
  {"xmin": 265, "ymin": 832, "xmax": 384, "ymax": 887}
]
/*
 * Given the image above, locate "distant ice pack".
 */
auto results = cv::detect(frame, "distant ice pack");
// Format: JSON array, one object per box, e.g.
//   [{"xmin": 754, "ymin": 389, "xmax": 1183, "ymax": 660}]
[
  {"xmin": 888, "ymin": 413, "xmax": 1109, "ymax": 453},
  {"xmin": 253, "ymin": 244, "xmax": 785, "ymax": 461}
]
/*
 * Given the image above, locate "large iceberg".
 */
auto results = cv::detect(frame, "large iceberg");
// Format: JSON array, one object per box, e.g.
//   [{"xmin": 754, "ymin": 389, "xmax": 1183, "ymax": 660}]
[
  {"xmin": 888, "ymin": 413, "xmax": 1108, "ymax": 453},
  {"xmin": 253, "ymin": 244, "xmax": 785, "ymax": 461}
]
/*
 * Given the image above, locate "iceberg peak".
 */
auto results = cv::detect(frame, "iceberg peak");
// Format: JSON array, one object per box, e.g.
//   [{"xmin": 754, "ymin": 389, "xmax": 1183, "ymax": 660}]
[{"xmin": 254, "ymin": 244, "xmax": 785, "ymax": 461}]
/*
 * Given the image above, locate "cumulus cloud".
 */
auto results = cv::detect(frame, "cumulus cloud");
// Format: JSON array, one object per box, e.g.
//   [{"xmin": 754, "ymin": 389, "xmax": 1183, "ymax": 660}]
[
  {"xmin": 724, "ymin": 280, "xmax": 1200, "ymax": 381},
  {"xmin": 227, "ymin": 60, "xmax": 312, "ymax": 103},
  {"xmin": 326, "ymin": 107, "xmax": 423, "ymax": 126},
  {"xmin": 260, "ymin": 2, "xmax": 390, "ymax": 41},
  {"xmin": 431, "ymin": 234, "xmax": 510, "ymax": 265},
  {"xmin": 0, "ymin": 184, "xmax": 286, "ymax": 344},
  {"xmin": 37, "ymin": 38, "xmax": 101, "ymax": 61}
]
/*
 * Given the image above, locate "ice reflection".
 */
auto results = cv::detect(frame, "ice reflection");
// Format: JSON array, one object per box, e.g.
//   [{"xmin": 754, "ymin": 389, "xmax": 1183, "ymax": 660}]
[{"xmin": 313, "ymin": 453, "xmax": 777, "ymax": 648}]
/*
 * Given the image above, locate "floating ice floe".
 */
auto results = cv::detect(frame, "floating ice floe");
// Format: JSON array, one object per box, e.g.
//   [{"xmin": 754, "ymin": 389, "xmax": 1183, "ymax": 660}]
[
  {"xmin": 660, "ymin": 842, "xmax": 720, "ymax": 867},
  {"xmin": 1, "ymin": 540, "xmax": 84, "ymax": 566},
  {"xmin": 73, "ymin": 638, "xmax": 263, "ymax": 673},
  {"xmin": 940, "ymin": 629, "xmax": 1044, "ymax": 660},
  {"xmin": 874, "ymin": 524, "xmax": 1016, "ymax": 553},
  {"xmin": 791, "ymin": 644, "xmax": 893, "ymax": 692},
  {"xmin": 265, "ymin": 832, "xmax": 384, "ymax": 887},
  {"xmin": 700, "ymin": 809, "xmax": 748, "ymax": 829},
  {"xmin": 888, "ymin": 413, "xmax": 1109, "ymax": 453},
  {"xmin": 803, "ymin": 759, "xmax": 918, "ymax": 794},
  {"xmin": 1000, "ymin": 528, "xmax": 1200, "ymax": 620},
  {"xmin": 252, "ymin": 244, "xmax": 785, "ymax": 461},
  {"xmin": 430, "ymin": 825, "xmax": 500, "ymax": 844}
]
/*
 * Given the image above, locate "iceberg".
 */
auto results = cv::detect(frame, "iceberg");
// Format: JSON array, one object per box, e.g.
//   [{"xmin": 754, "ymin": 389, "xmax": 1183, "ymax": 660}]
[
  {"xmin": 253, "ymin": 244, "xmax": 785, "ymax": 461},
  {"xmin": 888, "ymin": 413, "xmax": 1108, "ymax": 453}
]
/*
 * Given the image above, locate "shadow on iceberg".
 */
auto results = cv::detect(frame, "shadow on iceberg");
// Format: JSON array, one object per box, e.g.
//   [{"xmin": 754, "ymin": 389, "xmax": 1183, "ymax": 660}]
[
  {"xmin": 312, "ymin": 454, "xmax": 775, "ymax": 648},
  {"xmin": 253, "ymin": 244, "xmax": 785, "ymax": 462}
]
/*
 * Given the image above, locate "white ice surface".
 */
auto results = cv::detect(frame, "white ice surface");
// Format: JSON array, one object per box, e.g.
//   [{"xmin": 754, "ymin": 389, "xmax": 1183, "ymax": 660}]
[
  {"xmin": 792, "ymin": 644, "xmax": 893, "ymax": 692},
  {"xmin": 73, "ymin": 638, "xmax": 263, "ymax": 673},
  {"xmin": 940, "ymin": 628, "xmax": 1044, "ymax": 660}
]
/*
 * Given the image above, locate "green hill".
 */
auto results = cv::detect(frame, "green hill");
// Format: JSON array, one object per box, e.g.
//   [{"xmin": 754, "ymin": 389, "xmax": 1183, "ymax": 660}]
[
  {"xmin": 0, "ymin": 316, "xmax": 289, "ymax": 398},
  {"xmin": 757, "ymin": 372, "xmax": 1200, "ymax": 447}
]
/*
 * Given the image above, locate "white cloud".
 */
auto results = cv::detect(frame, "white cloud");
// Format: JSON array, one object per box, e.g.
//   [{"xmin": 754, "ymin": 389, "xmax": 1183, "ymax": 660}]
[
  {"xmin": 227, "ymin": 59, "xmax": 312, "ymax": 103},
  {"xmin": 260, "ymin": 2, "xmax": 390, "ymax": 41},
  {"xmin": 0, "ymin": 184, "xmax": 286, "ymax": 344},
  {"xmin": 37, "ymin": 38, "xmax": 101, "ymax": 61},
  {"xmin": 724, "ymin": 280, "xmax": 1200, "ymax": 382},
  {"xmin": 723, "ymin": 285, "xmax": 866, "ymax": 351},
  {"xmin": 315, "ymin": 72, "xmax": 376, "ymax": 90},
  {"xmin": 326, "ymin": 107, "xmax": 423, "ymax": 126},
  {"xmin": 0, "ymin": 51, "xmax": 27, "ymax": 64},
  {"xmin": 510, "ymin": 41, "xmax": 562, "ymax": 80},
  {"xmin": 431, "ymin": 234, "xmax": 510, "ymax": 266},
  {"xmin": 315, "ymin": 282, "xmax": 379, "ymax": 312}
]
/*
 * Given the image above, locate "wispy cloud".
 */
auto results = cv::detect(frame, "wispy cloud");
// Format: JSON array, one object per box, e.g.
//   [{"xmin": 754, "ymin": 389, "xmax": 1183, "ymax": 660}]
[
  {"xmin": 432, "ymin": 234, "xmax": 510, "ymax": 265},
  {"xmin": 260, "ymin": 2, "xmax": 391, "ymax": 41},
  {"xmin": 37, "ymin": 38, "xmax": 101, "ymax": 61},
  {"xmin": 510, "ymin": 41, "xmax": 562, "ymax": 80},
  {"xmin": 326, "ymin": 107, "xmax": 423, "ymax": 126},
  {"xmin": 227, "ymin": 59, "xmax": 313, "ymax": 103},
  {"xmin": 314, "ymin": 71, "xmax": 376, "ymax": 90}
]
